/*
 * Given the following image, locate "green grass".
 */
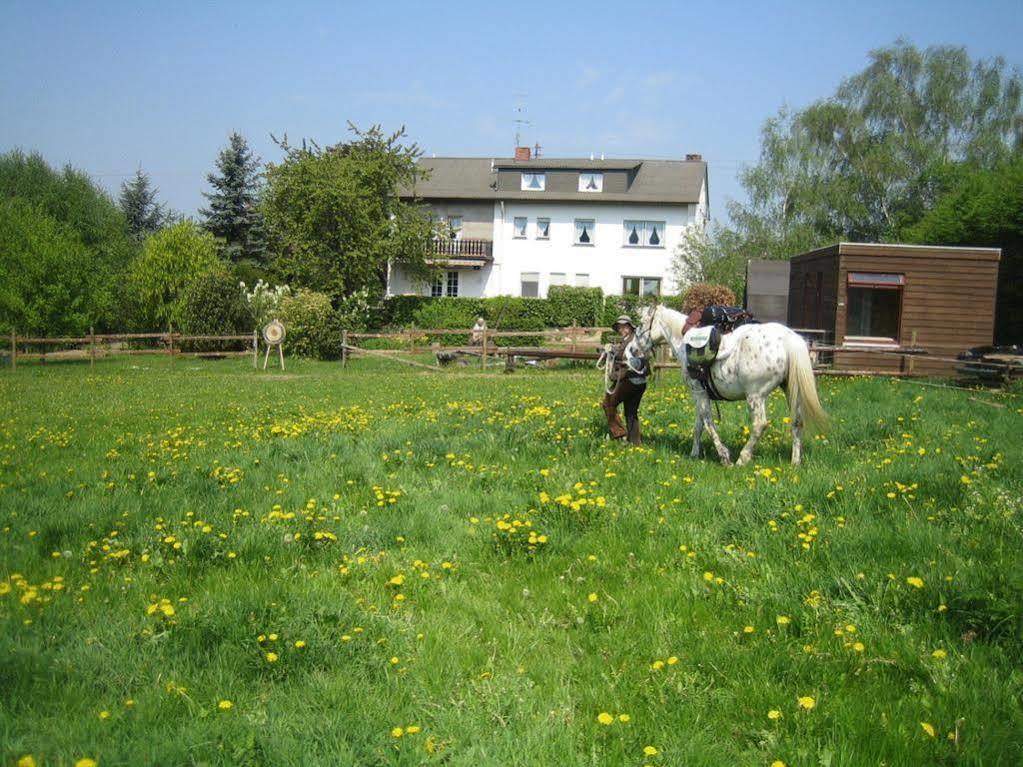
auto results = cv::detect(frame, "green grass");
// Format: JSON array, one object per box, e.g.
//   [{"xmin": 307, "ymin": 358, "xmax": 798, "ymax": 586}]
[{"xmin": 1, "ymin": 356, "xmax": 1021, "ymax": 766}]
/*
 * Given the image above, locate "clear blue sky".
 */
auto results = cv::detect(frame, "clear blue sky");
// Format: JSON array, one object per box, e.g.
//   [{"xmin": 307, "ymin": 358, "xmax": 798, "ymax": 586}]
[{"xmin": 3, "ymin": 0, "xmax": 1021, "ymax": 225}]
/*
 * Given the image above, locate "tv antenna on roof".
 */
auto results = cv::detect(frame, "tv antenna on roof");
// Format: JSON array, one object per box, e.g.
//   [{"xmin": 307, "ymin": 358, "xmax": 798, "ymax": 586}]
[{"xmin": 513, "ymin": 93, "xmax": 531, "ymax": 147}]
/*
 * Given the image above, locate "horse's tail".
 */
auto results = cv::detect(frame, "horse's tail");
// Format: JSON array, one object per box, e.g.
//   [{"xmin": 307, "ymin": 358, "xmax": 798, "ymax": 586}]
[{"xmin": 784, "ymin": 332, "xmax": 827, "ymax": 433}]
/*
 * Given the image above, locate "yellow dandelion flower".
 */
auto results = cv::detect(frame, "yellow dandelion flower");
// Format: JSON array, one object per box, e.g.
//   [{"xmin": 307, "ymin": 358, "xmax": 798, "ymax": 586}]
[
  {"xmin": 906, "ymin": 577, "xmax": 925, "ymax": 589},
  {"xmin": 768, "ymin": 709, "xmax": 782, "ymax": 720},
  {"xmin": 294, "ymin": 640, "xmax": 306, "ymax": 648},
  {"xmin": 798, "ymin": 695, "xmax": 816, "ymax": 710},
  {"xmin": 920, "ymin": 722, "xmax": 936, "ymax": 738},
  {"xmin": 666, "ymin": 655, "xmax": 679, "ymax": 665},
  {"xmin": 771, "ymin": 761, "xmax": 787, "ymax": 767},
  {"xmin": 391, "ymin": 726, "xmax": 404, "ymax": 738},
  {"xmin": 75, "ymin": 760, "xmax": 98, "ymax": 767},
  {"xmin": 643, "ymin": 745, "xmax": 658, "ymax": 756},
  {"xmin": 18, "ymin": 756, "xmax": 38, "ymax": 767},
  {"xmin": 406, "ymin": 725, "xmax": 421, "ymax": 734},
  {"xmin": 587, "ymin": 592, "xmax": 598, "ymax": 603},
  {"xmin": 852, "ymin": 642, "xmax": 865, "ymax": 652},
  {"xmin": 265, "ymin": 652, "xmax": 279, "ymax": 663},
  {"xmin": 743, "ymin": 625, "xmax": 755, "ymax": 634},
  {"xmin": 931, "ymin": 648, "xmax": 947, "ymax": 659},
  {"xmin": 651, "ymin": 660, "xmax": 665, "ymax": 670},
  {"xmin": 776, "ymin": 615, "xmax": 791, "ymax": 625},
  {"xmin": 618, "ymin": 713, "xmax": 630, "ymax": 722},
  {"xmin": 390, "ymin": 656, "xmax": 400, "ymax": 665},
  {"xmin": 218, "ymin": 699, "xmax": 233, "ymax": 711},
  {"xmin": 98, "ymin": 710, "xmax": 110, "ymax": 720},
  {"xmin": 597, "ymin": 712, "xmax": 614, "ymax": 725}
]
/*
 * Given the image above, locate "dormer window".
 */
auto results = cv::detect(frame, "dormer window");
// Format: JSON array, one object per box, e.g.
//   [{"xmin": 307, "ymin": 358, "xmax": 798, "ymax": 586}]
[
  {"xmin": 521, "ymin": 172, "xmax": 545, "ymax": 191},
  {"xmin": 579, "ymin": 173, "xmax": 603, "ymax": 192}
]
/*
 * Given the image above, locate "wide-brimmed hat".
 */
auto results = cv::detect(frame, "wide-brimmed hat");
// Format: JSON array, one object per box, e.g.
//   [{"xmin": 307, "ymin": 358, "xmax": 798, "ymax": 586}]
[{"xmin": 612, "ymin": 314, "xmax": 636, "ymax": 330}]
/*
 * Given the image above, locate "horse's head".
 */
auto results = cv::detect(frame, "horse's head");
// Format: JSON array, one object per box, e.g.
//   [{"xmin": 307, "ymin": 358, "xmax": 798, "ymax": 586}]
[{"xmin": 637, "ymin": 304, "xmax": 665, "ymax": 348}]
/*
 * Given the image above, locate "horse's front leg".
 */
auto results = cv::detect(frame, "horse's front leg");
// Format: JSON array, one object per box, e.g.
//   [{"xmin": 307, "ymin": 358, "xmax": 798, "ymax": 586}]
[
  {"xmin": 790, "ymin": 399, "xmax": 803, "ymax": 466},
  {"xmin": 736, "ymin": 395, "xmax": 768, "ymax": 466},
  {"xmin": 694, "ymin": 393, "xmax": 731, "ymax": 466},
  {"xmin": 690, "ymin": 405, "xmax": 705, "ymax": 458}
]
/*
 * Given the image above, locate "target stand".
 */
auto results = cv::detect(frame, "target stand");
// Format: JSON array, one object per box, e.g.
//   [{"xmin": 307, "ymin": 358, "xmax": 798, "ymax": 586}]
[{"xmin": 262, "ymin": 320, "xmax": 286, "ymax": 371}]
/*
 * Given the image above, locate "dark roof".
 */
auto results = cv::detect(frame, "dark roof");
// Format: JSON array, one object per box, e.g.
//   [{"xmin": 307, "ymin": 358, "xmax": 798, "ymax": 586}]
[
  {"xmin": 791, "ymin": 242, "xmax": 1001, "ymax": 263},
  {"xmin": 404, "ymin": 157, "xmax": 707, "ymax": 204}
]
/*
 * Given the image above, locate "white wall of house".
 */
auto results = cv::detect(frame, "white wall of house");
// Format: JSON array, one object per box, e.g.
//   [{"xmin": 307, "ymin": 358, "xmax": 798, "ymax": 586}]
[
  {"xmin": 389, "ymin": 263, "xmax": 493, "ymax": 298},
  {"xmin": 487, "ymin": 200, "xmax": 696, "ymax": 298}
]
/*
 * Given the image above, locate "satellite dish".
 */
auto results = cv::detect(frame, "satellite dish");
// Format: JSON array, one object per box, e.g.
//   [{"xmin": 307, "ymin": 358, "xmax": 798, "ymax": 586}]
[{"xmin": 263, "ymin": 320, "xmax": 286, "ymax": 345}]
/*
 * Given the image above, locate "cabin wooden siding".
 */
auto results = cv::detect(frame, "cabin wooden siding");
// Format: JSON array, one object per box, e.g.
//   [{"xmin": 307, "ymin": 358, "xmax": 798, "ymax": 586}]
[{"xmin": 788, "ymin": 243, "xmax": 1000, "ymax": 375}]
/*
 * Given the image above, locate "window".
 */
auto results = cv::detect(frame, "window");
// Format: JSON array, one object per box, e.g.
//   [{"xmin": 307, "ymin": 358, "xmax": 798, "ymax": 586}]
[
  {"xmin": 622, "ymin": 276, "xmax": 661, "ymax": 297},
  {"xmin": 447, "ymin": 215, "xmax": 462, "ymax": 239},
  {"xmin": 513, "ymin": 216, "xmax": 528, "ymax": 238},
  {"xmin": 846, "ymin": 272, "xmax": 904, "ymax": 341},
  {"xmin": 549, "ymin": 272, "xmax": 567, "ymax": 287},
  {"xmin": 431, "ymin": 275, "xmax": 443, "ymax": 298},
  {"xmin": 521, "ymin": 172, "xmax": 545, "ymax": 191},
  {"xmin": 536, "ymin": 217, "xmax": 550, "ymax": 239},
  {"xmin": 521, "ymin": 272, "xmax": 539, "ymax": 298},
  {"xmin": 446, "ymin": 270, "xmax": 459, "ymax": 297},
  {"xmin": 623, "ymin": 220, "xmax": 665, "ymax": 248},
  {"xmin": 574, "ymin": 218, "xmax": 595, "ymax": 245},
  {"xmin": 575, "ymin": 273, "xmax": 589, "ymax": 288},
  {"xmin": 579, "ymin": 172, "xmax": 603, "ymax": 192}
]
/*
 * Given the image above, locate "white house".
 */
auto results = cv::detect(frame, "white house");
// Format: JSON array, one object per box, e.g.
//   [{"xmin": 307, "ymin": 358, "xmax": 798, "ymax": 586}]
[{"xmin": 388, "ymin": 149, "xmax": 709, "ymax": 299}]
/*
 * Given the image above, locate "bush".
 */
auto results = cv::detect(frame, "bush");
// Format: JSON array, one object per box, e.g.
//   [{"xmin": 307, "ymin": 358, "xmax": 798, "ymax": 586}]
[
  {"xmin": 547, "ymin": 286, "xmax": 604, "ymax": 326},
  {"xmin": 277, "ymin": 289, "xmax": 339, "ymax": 359},
  {"xmin": 680, "ymin": 283, "xmax": 737, "ymax": 312},
  {"xmin": 181, "ymin": 268, "xmax": 249, "ymax": 350},
  {"xmin": 243, "ymin": 280, "xmax": 292, "ymax": 330}
]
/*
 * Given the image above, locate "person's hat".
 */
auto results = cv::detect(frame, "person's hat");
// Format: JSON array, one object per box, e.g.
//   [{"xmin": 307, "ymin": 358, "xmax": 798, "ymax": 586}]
[{"xmin": 612, "ymin": 314, "xmax": 636, "ymax": 329}]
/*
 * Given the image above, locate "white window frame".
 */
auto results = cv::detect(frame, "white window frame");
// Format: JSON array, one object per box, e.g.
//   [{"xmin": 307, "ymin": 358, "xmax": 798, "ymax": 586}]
[
  {"xmin": 520, "ymin": 272, "xmax": 540, "ymax": 298},
  {"xmin": 512, "ymin": 216, "xmax": 528, "ymax": 239},
  {"xmin": 622, "ymin": 276, "xmax": 662, "ymax": 297},
  {"xmin": 574, "ymin": 218, "xmax": 596, "ymax": 246},
  {"xmin": 536, "ymin": 217, "xmax": 551, "ymax": 240},
  {"xmin": 549, "ymin": 273, "xmax": 567, "ymax": 288},
  {"xmin": 521, "ymin": 173, "xmax": 545, "ymax": 191},
  {"xmin": 445, "ymin": 270, "xmax": 459, "ymax": 297},
  {"xmin": 579, "ymin": 172, "xmax": 603, "ymax": 192},
  {"xmin": 575, "ymin": 273, "xmax": 589, "ymax": 288},
  {"xmin": 623, "ymin": 220, "xmax": 666, "ymax": 248}
]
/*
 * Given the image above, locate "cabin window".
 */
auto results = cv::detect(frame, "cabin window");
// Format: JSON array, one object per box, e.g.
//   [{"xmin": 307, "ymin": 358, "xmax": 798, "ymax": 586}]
[
  {"xmin": 622, "ymin": 276, "xmax": 661, "ymax": 297},
  {"xmin": 513, "ymin": 217, "xmax": 528, "ymax": 238},
  {"xmin": 521, "ymin": 272, "xmax": 540, "ymax": 298},
  {"xmin": 549, "ymin": 272, "xmax": 567, "ymax": 287},
  {"xmin": 579, "ymin": 172, "xmax": 603, "ymax": 192},
  {"xmin": 845, "ymin": 272, "xmax": 904, "ymax": 342},
  {"xmin": 446, "ymin": 270, "xmax": 459, "ymax": 297},
  {"xmin": 536, "ymin": 217, "xmax": 550, "ymax": 239},
  {"xmin": 447, "ymin": 215, "xmax": 462, "ymax": 239},
  {"xmin": 575, "ymin": 273, "xmax": 589, "ymax": 287}
]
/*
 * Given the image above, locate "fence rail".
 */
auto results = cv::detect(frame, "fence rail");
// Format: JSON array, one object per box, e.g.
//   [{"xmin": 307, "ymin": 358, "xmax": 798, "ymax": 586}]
[{"xmin": 4, "ymin": 329, "xmax": 261, "ymax": 369}]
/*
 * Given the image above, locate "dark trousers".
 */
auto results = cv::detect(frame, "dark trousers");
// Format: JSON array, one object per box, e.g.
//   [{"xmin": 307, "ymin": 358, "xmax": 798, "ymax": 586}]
[{"xmin": 602, "ymin": 377, "xmax": 646, "ymax": 444}]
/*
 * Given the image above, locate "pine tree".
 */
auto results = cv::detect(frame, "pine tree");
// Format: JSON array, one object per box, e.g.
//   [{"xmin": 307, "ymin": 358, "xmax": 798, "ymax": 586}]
[
  {"xmin": 201, "ymin": 132, "xmax": 266, "ymax": 268},
  {"xmin": 119, "ymin": 168, "xmax": 167, "ymax": 241}
]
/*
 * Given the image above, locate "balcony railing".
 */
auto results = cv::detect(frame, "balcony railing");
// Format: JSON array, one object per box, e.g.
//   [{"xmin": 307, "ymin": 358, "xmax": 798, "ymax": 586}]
[{"xmin": 431, "ymin": 238, "xmax": 493, "ymax": 259}]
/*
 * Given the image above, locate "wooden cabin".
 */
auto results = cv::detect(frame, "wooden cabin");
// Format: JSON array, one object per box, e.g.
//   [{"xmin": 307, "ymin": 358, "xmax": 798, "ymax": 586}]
[{"xmin": 787, "ymin": 242, "xmax": 1001, "ymax": 375}]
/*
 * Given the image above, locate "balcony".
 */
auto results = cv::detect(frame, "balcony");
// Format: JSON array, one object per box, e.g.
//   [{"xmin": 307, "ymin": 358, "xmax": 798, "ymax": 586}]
[{"xmin": 428, "ymin": 238, "xmax": 493, "ymax": 268}]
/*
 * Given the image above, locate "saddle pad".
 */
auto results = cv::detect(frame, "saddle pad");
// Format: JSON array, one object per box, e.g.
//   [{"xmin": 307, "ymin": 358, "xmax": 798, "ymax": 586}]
[{"xmin": 683, "ymin": 326, "xmax": 716, "ymax": 349}]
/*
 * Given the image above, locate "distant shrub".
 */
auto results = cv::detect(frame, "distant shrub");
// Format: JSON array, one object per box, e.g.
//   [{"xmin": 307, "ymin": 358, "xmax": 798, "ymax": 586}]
[
  {"xmin": 277, "ymin": 289, "xmax": 339, "ymax": 359},
  {"xmin": 681, "ymin": 283, "xmax": 737, "ymax": 311},
  {"xmin": 547, "ymin": 286, "xmax": 604, "ymax": 326},
  {"xmin": 181, "ymin": 268, "xmax": 249, "ymax": 350},
  {"xmin": 243, "ymin": 280, "xmax": 292, "ymax": 330}
]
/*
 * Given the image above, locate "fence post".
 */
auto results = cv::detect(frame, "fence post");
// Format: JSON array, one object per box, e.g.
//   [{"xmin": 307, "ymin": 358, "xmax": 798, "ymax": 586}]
[
  {"xmin": 341, "ymin": 330, "xmax": 348, "ymax": 369},
  {"xmin": 570, "ymin": 321, "xmax": 577, "ymax": 355},
  {"xmin": 168, "ymin": 323, "xmax": 175, "ymax": 366},
  {"xmin": 252, "ymin": 329, "xmax": 258, "ymax": 369},
  {"xmin": 9, "ymin": 330, "xmax": 15, "ymax": 370},
  {"xmin": 907, "ymin": 329, "xmax": 918, "ymax": 375},
  {"xmin": 89, "ymin": 326, "xmax": 95, "ymax": 367},
  {"xmin": 408, "ymin": 326, "xmax": 416, "ymax": 355},
  {"xmin": 480, "ymin": 327, "xmax": 487, "ymax": 369}
]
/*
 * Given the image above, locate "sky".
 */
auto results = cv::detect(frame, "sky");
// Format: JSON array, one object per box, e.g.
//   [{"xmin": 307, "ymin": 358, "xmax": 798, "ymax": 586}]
[{"xmin": 3, "ymin": 0, "xmax": 1022, "ymax": 226}]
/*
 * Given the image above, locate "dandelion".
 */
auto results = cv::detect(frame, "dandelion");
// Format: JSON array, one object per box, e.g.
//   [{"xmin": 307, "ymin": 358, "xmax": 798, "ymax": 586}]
[
  {"xmin": 743, "ymin": 625, "xmax": 755, "ymax": 634},
  {"xmin": 651, "ymin": 660, "xmax": 665, "ymax": 670},
  {"xmin": 391, "ymin": 726, "xmax": 404, "ymax": 737},
  {"xmin": 98, "ymin": 710, "xmax": 110, "ymax": 720},
  {"xmin": 768, "ymin": 709, "xmax": 782, "ymax": 720},
  {"xmin": 798, "ymin": 695, "xmax": 816, "ymax": 710},
  {"xmin": 265, "ymin": 652, "xmax": 279, "ymax": 663},
  {"xmin": 931, "ymin": 648, "xmax": 947, "ymax": 659},
  {"xmin": 218, "ymin": 699, "xmax": 233, "ymax": 711},
  {"xmin": 17, "ymin": 756, "xmax": 37, "ymax": 767},
  {"xmin": 906, "ymin": 577, "xmax": 925, "ymax": 589},
  {"xmin": 294, "ymin": 640, "xmax": 306, "ymax": 648},
  {"xmin": 618, "ymin": 713, "xmax": 630, "ymax": 722},
  {"xmin": 666, "ymin": 656, "xmax": 678, "ymax": 665},
  {"xmin": 852, "ymin": 642, "xmax": 865, "ymax": 652},
  {"xmin": 771, "ymin": 761, "xmax": 786, "ymax": 767},
  {"xmin": 776, "ymin": 615, "xmax": 791, "ymax": 626},
  {"xmin": 643, "ymin": 746, "xmax": 658, "ymax": 756},
  {"xmin": 588, "ymin": 592, "xmax": 599, "ymax": 603},
  {"xmin": 920, "ymin": 722, "xmax": 936, "ymax": 738},
  {"xmin": 75, "ymin": 760, "xmax": 98, "ymax": 767},
  {"xmin": 597, "ymin": 712, "xmax": 614, "ymax": 725},
  {"xmin": 390, "ymin": 656, "xmax": 400, "ymax": 665},
  {"xmin": 406, "ymin": 725, "xmax": 422, "ymax": 734}
]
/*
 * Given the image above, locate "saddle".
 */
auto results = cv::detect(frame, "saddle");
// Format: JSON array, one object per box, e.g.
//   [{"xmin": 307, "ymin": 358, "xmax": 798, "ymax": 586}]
[{"xmin": 681, "ymin": 308, "xmax": 755, "ymax": 400}]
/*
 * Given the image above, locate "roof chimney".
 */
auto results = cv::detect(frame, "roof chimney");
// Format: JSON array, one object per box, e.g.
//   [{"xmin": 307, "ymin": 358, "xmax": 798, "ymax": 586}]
[
  {"xmin": 514, "ymin": 146, "xmax": 531, "ymax": 161},
  {"xmin": 685, "ymin": 153, "xmax": 703, "ymax": 161}
]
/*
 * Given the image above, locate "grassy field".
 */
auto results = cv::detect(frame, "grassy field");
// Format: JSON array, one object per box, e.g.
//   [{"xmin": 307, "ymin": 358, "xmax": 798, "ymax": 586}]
[{"xmin": 1, "ymin": 356, "xmax": 1021, "ymax": 766}]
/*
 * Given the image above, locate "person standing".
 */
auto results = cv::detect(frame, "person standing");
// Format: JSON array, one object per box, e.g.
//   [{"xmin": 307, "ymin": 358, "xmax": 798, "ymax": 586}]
[{"xmin": 602, "ymin": 315, "xmax": 649, "ymax": 444}]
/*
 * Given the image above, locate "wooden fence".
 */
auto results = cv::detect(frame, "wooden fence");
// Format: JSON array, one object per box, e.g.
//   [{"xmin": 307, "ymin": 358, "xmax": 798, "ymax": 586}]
[{"xmin": 4, "ymin": 329, "xmax": 260, "ymax": 368}]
